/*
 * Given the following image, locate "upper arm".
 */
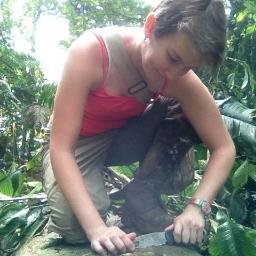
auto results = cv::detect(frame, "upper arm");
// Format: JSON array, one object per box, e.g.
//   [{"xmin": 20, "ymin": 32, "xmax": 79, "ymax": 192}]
[
  {"xmin": 50, "ymin": 32, "xmax": 102, "ymax": 152},
  {"xmin": 164, "ymin": 71, "xmax": 233, "ymax": 152}
]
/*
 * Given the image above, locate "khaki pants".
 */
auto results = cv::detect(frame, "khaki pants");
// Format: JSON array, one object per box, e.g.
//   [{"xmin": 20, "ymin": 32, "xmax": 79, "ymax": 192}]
[{"xmin": 43, "ymin": 130, "xmax": 118, "ymax": 243}]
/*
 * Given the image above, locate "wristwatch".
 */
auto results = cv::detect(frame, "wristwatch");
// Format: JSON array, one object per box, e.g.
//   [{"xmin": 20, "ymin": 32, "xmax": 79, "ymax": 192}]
[{"xmin": 189, "ymin": 198, "xmax": 212, "ymax": 215}]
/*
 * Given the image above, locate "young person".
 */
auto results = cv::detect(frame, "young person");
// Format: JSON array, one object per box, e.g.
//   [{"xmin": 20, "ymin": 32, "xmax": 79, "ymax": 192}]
[{"xmin": 43, "ymin": 1, "xmax": 235, "ymax": 255}]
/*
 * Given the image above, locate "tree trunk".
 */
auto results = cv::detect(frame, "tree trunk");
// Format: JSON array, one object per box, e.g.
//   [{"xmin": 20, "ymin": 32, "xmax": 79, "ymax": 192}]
[{"xmin": 17, "ymin": 232, "xmax": 202, "ymax": 256}]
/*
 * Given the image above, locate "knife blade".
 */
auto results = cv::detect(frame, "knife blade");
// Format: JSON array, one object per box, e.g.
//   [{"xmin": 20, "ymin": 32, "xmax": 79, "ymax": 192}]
[{"xmin": 135, "ymin": 230, "xmax": 175, "ymax": 249}]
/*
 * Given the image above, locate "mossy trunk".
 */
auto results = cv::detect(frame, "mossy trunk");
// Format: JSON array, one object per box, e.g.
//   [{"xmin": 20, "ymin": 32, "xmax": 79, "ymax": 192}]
[{"xmin": 17, "ymin": 232, "xmax": 202, "ymax": 256}]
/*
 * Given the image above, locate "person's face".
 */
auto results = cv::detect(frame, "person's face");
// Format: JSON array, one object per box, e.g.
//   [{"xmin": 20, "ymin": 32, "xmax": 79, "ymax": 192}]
[{"xmin": 141, "ymin": 31, "xmax": 199, "ymax": 81}]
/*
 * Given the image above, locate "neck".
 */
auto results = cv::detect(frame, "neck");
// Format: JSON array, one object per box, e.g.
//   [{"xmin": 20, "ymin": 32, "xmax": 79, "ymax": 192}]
[
  {"xmin": 123, "ymin": 29, "xmax": 146, "ymax": 78},
  {"xmin": 124, "ymin": 30, "xmax": 165, "ymax": 91}
]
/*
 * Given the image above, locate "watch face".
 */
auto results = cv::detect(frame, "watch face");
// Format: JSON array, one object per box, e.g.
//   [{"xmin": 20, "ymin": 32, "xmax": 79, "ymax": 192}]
[
  {"xmin": 202, "ymin": 203, "xmax": 211, "ymax": 214},
  {"xmin": 190, "ymin": 198, "xmax": 211, "ymax": 215}
]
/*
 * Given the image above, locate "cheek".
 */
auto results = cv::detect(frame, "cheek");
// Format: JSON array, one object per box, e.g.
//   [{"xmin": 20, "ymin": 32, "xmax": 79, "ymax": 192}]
[
  {"xmin": 146, "ymin": 50, "xmax": 168, "ymax": 69},
  {"xmin": 142, "ymin": 44, "xmax": 168, "ymax": 71}
]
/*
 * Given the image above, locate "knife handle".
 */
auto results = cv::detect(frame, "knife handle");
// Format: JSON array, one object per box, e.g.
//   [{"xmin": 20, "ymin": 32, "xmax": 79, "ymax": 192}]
[
  {"xmin": 165, "ymin": 230, "xmax": 199, "ymax": 251},
  {"xmin": 165, "ymin": 230, "xmax": 175, "ymax": 245}
]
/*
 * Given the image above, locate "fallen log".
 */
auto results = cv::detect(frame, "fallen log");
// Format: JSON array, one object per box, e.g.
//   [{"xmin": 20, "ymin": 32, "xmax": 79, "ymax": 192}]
[{"xmin": 16, "ymin": 232, "xmax": 202, "ymax": 256}]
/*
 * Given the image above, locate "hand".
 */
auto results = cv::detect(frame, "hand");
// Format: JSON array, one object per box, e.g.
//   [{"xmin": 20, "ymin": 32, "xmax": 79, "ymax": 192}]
[
  {"xmin": 165, "ymin": 204, "xmax": 205, "ymax": 244},
  {"xmin": 89, "ymin": 225, "xmax": 136, "ymax": 255}
]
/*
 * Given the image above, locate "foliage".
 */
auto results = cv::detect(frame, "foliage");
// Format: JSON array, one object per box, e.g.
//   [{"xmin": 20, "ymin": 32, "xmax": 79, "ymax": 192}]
[
  {"xmin": 209, "ymin": 212, "xmax": 256, "ymax": 256},
  {"xmin": 0, "ymin": 0, "xmax": 15, "ymax": 46},
  {"xmin": 217, "ymin": 98, "xmax": 256, "ymax": 161},
  {"xmin": 0, "ymin": 44, "xmax": 55, "ymax": 171},
  {"xmin": 209, "ymin": 0, "xmax": 256, "ymax": 108},
  {"xmin": 59, "ymin": 0, "xmax": 150, "ymax": 44},
  {"xmin": 0, "ymin": 195, "xmax": 48, "ymax": 255}
]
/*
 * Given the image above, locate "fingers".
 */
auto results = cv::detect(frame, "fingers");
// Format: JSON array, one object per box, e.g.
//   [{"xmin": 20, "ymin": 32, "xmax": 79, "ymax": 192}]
[
  {"xmin": 173, "ymin": 222, "xmax": 183, "ymax": 243},
  {"xmin": 91, "ymin": 240, "xmax": 107, "ymax": 256},
  {"xmin": 196, "ymin": 228, "xmax": 204, "ymax": 244},
  {"xmin": 101, "ymin": 238, "xmax": 118, "ymax": 255},
  {"xmin": 172, "ymin": 217, "xmax": 205, "ymax": 245},
  {"xmin": 127, "ymin": 232, "xmax": 137, "ymax": 241},
  {"xmin": 100, "ymin": 236, "xmax": 135, "ymax": 255},
  {"xmin": 119, "ymin": 235, "xmax": 135, "ymax": 252},
  {"xmin": 189, "ymin": 226, "xmax": 197, "ymax": 244},
  {"xmin": 91, "ymin": 228, "xmax": 136, "ymax": 255}
]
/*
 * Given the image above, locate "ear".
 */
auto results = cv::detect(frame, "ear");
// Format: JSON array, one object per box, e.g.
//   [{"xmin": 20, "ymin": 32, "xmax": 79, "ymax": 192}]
[{"xmin": 144, "ymin": 13, "xmax": 156, "ymax": 38}]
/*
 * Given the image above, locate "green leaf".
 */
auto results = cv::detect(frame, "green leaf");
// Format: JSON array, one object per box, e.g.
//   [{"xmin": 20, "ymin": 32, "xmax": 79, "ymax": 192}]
[
  {"xmin": 19, "ymin": 217, "xmax": 48, "ymax": 249},
  {"xmin": 0, "ymin": 202, "xmax": 24, "ymax": 221},
  {"xmin": 227, "ymin": 73, "xmax": 235, "ymax": 88},
  {"xmin": 209, "ymin": 217, "xmax": 256, "ymax": 256},
  {"xmin": 228, "ymin": 193, "xmax": 246, "ymax": 222},
  {"xmin": 27, "ymin": 181, "xmax": 43, "ymax": 195},
  {"xmin": 0, "ymin": 208, "xmax": 28, "ymax": 232},
  {"xmin": 215, "ymin": 210, "xmax": 228, "ymax": 224},
  {"xmin": 218, "ymin": 98, "xmax": 256, "ymax": 125},
  {"xmin": 241, "ymin": 66, "xmax": 249, "ymax": 89},
  {"xmin": 0, "ymin": 174, "xmax": 14, "ymax": 196},
  {"xmin": 0, "ymin": 217, "xmax": 26, "ymax": 236},
  {"xmin": 195, "ymin": 144, "xmax": 207, "ymax": 161},
  {"xmin": 10, "ymin": 170, "xmax": 24, "ymax": 196},
  {"xmin": 221, "ymin": 115, "xmax": 256, "ymax": 162},
  {"xmin": 246, "ymin": 24, "xmax": 256, "ymax": 35},
  {"xmin": 0, "ymin": 229, "xmax": 21, "ymax": 253},
  {"xmin": 236, "ymin": 11, "xmax": 247, "ymax": 23},
  {"xmin": 232, "ymin": 160, "xmax": 249, "ymax": 190},
  {"xmin": 248, "ymin": 164, "xmax": 256, "ymax": 182}
]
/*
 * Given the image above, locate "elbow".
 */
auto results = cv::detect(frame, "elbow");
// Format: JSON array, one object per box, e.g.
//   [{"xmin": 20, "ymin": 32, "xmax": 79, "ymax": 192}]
[
  {"xmin": 49, "ymin": 139, "xmax": 75, "ymax": 158},
  {"xmin": 210, "ymin": 139, "xmax": 236, "ymax": 163},
  {"xmin": 219, "ymin": 140, "xmax": 236, "ymax": 164}
]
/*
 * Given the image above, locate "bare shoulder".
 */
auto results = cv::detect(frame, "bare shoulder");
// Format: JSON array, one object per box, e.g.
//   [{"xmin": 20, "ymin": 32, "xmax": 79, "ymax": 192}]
[{"xmin": 62, "ymin": 30, "xmax": 104, "ymax": 90}]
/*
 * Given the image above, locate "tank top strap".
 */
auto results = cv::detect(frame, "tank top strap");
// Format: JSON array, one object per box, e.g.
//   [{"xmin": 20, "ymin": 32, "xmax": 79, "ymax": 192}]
[{"xmin": 92, "ymin": 32, "xmax": 109, "ymax": 87}]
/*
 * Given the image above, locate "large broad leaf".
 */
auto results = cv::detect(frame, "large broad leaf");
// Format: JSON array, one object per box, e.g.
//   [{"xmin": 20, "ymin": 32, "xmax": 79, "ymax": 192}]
[
  {"xmin": 216, "ymin": 98, "xmax": 256, "ymax": 161},
  {"xmin": 217, "ymin": 98, "xmax": 256, "ymax": 125},
  {"xmin": 19, "ymin": 215, "xmax": 48, "ymax": 249},
  {"xmin": 0, "ymin": 208, "xmax": 29, "ymax": 233},
  {"xmin": 221, "ymin": 115, "xmax": 256, "ymax": 161},
  {"xmin": 228, "ymin": 193, "xmax": 247, "ymax": 223},
  {"xmin": 209, "ymin": 216, "xmax": 256, "ymax": 256},
  {"xmin": 0, "ymin": 171, "xmax": 14, "ymax": 196},
  {"xmin": 0, "ymin": 216, "xmax": 27, "ymax": 236},
  {"xmin": 231, "ymin": 160, "xmax": 256, "ymax": 192},
  {"xmin": 0, "ymin": 202, "xmax": 24, "ymax": 220},
  {"xmin": 0, "ymin": 199, "xmax": 48, "ymax": 254},
  {"xmin": 232, "ymin": 160, "xmax": 249, "ymax": 191},
  {"xmin": 0, "ymin": 170, "xmax": 24, "ymax": 197}
]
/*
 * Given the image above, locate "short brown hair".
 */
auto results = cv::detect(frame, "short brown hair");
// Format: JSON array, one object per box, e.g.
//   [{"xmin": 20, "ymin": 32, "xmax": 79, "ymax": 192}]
[{"xmin": 153, "ymin": 0, "xmax": 227, "ymax": 72}]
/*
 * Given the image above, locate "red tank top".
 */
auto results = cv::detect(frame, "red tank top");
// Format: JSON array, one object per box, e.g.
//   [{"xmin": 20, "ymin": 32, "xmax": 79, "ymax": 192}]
[{"xmin": 79, "ymin": 33, "xmax": 147, "ymax": 136}]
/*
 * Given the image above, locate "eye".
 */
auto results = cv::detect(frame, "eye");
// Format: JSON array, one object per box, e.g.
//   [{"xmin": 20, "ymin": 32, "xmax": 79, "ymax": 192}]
[{"xmin": 168, "ymin": 54, "xmax": 180, "ymax": 64}]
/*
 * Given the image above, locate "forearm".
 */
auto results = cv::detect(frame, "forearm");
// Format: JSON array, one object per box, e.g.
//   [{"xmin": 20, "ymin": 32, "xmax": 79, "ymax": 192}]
[
  {"xmin": 50, "ymin": 149, "xmax": 106, "ymax": 239},
  {"xmin": 192, "ymin": 144, "xmax": 236, "ymax": 203}
]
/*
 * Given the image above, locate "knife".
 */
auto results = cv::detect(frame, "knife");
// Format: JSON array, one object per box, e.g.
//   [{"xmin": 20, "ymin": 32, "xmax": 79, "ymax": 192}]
[{"xmin": 135, "ymin": 230, "xmax": 175, "ymax": 249}]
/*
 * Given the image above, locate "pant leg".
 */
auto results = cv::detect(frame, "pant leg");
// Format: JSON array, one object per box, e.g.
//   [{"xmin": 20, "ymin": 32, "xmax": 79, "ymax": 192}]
[{"xmin": 43, "ymin": 130, "xmax": 117, "ymax": 244}]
